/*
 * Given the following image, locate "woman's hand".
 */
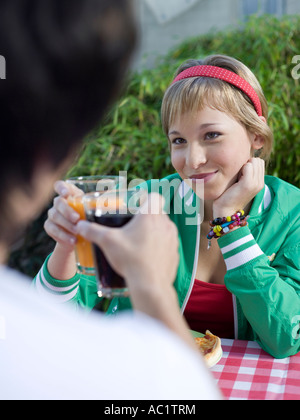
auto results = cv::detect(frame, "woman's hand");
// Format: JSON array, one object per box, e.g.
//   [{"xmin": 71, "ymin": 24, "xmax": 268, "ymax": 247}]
[
  {"xmin": 213, "ymin": 158, "xmax": 265, "ymax": 218},
  {"xmin": 44, "ymin": 180, "xmax": 82, "ymax": 251}
]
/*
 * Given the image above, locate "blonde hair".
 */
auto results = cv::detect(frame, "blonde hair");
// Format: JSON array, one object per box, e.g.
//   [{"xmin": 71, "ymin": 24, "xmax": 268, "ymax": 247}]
[{"xmin": 161, "ymin": 55, "xmax": 273, "ymax": 162}]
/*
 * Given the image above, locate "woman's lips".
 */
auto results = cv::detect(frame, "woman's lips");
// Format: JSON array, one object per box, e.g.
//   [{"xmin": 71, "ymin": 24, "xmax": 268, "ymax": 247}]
[{"xmin": 189, "ymin": 171, "xmax": 218, "ymax": 183}]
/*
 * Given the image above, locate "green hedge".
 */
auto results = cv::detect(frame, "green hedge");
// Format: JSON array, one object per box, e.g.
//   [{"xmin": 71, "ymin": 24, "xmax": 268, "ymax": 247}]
[
  {"xmin": 67, "ymin": 14, "xmax": 300, "ymax": 187},
  {"xmin": 9, "ymin": 15, "xmax": 300, "ymax": 278}
]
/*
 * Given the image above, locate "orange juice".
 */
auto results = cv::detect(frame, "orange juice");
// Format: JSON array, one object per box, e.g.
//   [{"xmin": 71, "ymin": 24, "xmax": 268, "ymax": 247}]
[{"xmin": 67, "ymin": 196, "xmax": 95, "ymax": 274}]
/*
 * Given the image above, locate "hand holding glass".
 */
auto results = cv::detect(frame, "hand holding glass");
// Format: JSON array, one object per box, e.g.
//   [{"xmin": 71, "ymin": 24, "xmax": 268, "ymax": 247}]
[
  {"xmin": 83, "ymin": 189, "xmax": 142, "ymax": 298},
  {"xmin": 66, "ymin": 176, "xmax": 125, "ymax": 275}
]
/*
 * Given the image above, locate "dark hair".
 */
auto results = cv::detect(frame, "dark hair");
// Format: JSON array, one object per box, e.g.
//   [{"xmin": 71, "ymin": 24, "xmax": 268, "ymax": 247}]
[{"xmin": 0, "ymin": 0, "xmax": 136, "ymax": 196}]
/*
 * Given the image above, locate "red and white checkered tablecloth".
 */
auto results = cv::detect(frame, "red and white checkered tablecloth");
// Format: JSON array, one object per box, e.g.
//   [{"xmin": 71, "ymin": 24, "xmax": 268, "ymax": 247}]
[{"xmin": 211, "ymin": 339, "xmax": 300, "ymax": 400}]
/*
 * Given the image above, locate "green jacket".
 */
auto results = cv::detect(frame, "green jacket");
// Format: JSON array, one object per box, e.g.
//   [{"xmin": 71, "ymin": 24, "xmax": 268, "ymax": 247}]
[{"xmin": 34, "ymin": 175, "xmax": 300, "ymax": 358}]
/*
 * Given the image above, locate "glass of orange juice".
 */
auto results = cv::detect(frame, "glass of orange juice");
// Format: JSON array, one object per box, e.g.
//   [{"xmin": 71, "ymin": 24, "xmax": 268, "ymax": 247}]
[{"xmin": 66, "ymin": 176, "xmax": 126, "ymax": 275}]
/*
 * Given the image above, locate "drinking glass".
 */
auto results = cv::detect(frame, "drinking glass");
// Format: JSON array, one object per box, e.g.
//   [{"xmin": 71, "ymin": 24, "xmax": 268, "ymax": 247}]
[
  {"xmin": 83, "ymin": 189, "xmax": 143, "ymax": 297},
  {"xmin": 66, "ymin": 176, "xmax": 125, "ymax": 275}
]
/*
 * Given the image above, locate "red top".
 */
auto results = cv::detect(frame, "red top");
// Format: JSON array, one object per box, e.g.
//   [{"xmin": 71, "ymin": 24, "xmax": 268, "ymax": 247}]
[{"xmin": 183, "ymin": 279, "xmax": 235, "ymax": 339}]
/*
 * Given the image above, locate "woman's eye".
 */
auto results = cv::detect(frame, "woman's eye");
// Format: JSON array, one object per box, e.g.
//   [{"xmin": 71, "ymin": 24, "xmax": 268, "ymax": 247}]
[
  {"xmin": 205, "ymin": 132, "xmax": 221, "ymax": 140},
  {"xmin": 171, "ymin": 138, "xmax": 186, "ymax": 145}
]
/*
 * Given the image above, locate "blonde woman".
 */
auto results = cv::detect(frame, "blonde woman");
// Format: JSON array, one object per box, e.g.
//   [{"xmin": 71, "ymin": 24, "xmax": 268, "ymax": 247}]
[
  {"xmin": 35, "ymin": 55, "xmax": 300, "ymax": 359},
  {"xmin": 153, "ymin": 54, "xmax": 299, "ymax": 358}
]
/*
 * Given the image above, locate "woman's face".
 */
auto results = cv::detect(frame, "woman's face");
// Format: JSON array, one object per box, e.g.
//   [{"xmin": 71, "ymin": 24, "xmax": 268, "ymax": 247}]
[{"xmin": 168, "ymin": 106, "xmax": 261, "ymax": 201}]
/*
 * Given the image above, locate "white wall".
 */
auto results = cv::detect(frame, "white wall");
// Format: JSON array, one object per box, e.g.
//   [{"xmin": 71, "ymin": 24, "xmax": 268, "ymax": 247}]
[
  {"xmin": 287, "ymin": 0, "xmax": 300, "ymax": 13},
  {"xmin": 133, "ymin": 0, "xmax": 300, "ymax": 70}
]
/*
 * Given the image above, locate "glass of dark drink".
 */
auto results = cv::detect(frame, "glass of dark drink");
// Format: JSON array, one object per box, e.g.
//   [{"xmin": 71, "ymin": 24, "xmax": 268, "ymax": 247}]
[{"xmin": 83, "ymin": 189, "xmax": 144, "ymax": 298}]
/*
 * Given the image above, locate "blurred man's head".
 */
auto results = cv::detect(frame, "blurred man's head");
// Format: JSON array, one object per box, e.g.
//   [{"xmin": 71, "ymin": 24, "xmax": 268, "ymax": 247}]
[{"xmin": 0, "ymin": 0, "xmax": 136, "ymax": 245}]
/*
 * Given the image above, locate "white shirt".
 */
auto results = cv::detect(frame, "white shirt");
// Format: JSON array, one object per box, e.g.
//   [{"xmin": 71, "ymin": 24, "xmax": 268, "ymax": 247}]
[{"xmin": 0, "ymin": 265, "xmax": 221, "ymax": 400}]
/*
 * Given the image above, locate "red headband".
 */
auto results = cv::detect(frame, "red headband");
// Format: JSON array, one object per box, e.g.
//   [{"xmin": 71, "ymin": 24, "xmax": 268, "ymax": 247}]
[{"xmin": 172, "ymin": 65, "xmax": 262, "ymax": 117}]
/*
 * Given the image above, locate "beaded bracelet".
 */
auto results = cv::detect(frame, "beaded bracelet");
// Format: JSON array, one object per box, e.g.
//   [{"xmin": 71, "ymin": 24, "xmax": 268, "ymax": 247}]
[{"xmin": 207, "ymin": 210, "xmax": 249, "ymax": 250}]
